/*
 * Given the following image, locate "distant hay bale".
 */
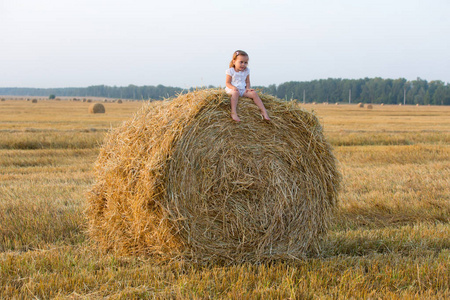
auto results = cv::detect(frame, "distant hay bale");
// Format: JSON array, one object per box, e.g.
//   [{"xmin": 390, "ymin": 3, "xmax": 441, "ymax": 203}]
[
  {"xmin": 87, "ymin": 90, "xmax": 341, "ymax": 263},
  {"xmin": 416, "ymin": 103, "xmax": 420, "ymax": 106},
  {"xmin": 335, "ymin": 102, "xmax": 339, "ymax": 105},
  {"xmin": 366, "ymin": 104, "xmax": 373, "ymax": 109},
  {"xmin": 1, "ymin": 98, "xmax": 5, "ymax": 102},
  {"xmin": 31, "ymin": 99, "xmax": 38, "ymax": 103},
  {"xmin": 312, "ymin": 102, "xmax": 316, "ymax": 105},
  {"xmin": 87, "ymin": 99, "xmax": 92, "ymax": 103},
  {"xmin": 88, "ymin": 103, "xmax": 105, "ymax": 114},
  {"xmin": 381, "ymin": 103, "xmax": 384, "ymax": 106},
  {"xmin": 358, "ymin": 102, "xmax": 364, "ymax": 108},
  {"xmin": 117, "ymin": 99, "xmax": 123, "ymax": 104}
]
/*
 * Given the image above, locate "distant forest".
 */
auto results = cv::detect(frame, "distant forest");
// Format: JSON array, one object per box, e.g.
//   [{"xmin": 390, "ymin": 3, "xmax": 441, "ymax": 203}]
[{"xmin": 1, "ymin": 77, "xmax": 449, "ymax": 105}]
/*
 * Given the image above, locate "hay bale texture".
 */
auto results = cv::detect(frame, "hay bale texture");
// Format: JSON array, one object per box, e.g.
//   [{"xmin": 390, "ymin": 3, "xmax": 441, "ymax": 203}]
[
  {"xmin": 87, "ymin": 89, "xmax": 341, "ymax": 263},
  {"xmin": 89, "ymin": 103, "xmax": 105, "ymax": 114}
]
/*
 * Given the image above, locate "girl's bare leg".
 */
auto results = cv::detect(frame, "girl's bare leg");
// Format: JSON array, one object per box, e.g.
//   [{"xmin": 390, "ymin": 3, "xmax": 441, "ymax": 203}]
[
  {"xmin": 243, "ymin": 90, "xmax": 271, "ymax": 120},
  {"xmin": 230, "ymin": 90, "xmax": 241, "ymax": 122}
]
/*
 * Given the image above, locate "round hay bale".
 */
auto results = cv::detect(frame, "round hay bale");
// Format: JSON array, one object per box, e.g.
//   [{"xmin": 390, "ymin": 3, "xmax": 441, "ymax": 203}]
[
  {"xmin": 117, "ymin": 99, "xmax": 123, "ymax": 104},
  {"xmin": 380, "ymin": 103, "xmax": 384, "ymax": 106},
  {"xmin": 366, "ymin": 104, "xmax": 373, "ymax": 109},
  {"xmin": 1, "ymin": 98, "xmax": 5, "ymax": 102},
  {"xmin": 31, "ymin": 99, "xmax": 38, "ymax": 103},
  {"xmin": 88, "ymin": 103, "xmax": 105, "ymax": 114},
  {"xmin": 358, "ymin": 102, "xmax": 364, "ymax": 108},
  {"xmin": 87, "ymin": 90, "xmax": 341, "ymax": 263}
]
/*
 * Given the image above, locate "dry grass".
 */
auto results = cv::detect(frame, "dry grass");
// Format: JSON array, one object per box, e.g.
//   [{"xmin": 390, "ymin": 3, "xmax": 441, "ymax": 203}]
[
  {"xmin": 0, "ymin": 96, "xmax": 449, "ymax": 298},
  {"xmin": 88, "ymin": 103, "xmax": 105, "ymax": 114},
  {"xmin": 88, "ymin": 90, "xmax": 340, "ymax": 263},
  {"xmin": 0, "ymin": 98, "xmax": 143, "ymax": 130}
]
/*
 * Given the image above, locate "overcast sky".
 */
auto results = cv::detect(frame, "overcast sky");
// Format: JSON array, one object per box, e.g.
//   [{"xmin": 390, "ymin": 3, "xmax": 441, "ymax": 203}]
[{"xmin": 1, "ymin": 0, "xmax": 449, "ymax": 88}]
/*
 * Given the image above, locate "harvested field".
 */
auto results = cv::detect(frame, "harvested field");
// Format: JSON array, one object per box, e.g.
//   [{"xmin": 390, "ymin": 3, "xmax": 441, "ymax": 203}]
[{"xmin": 0, "ymin": 95, "xmax": 449, "ymax": 298}]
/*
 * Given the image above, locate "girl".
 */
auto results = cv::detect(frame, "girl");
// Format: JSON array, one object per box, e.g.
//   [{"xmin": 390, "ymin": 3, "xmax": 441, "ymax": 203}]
[{"xmin": 225, "ymin": 50, "xmax": 270, "ymax": 122}]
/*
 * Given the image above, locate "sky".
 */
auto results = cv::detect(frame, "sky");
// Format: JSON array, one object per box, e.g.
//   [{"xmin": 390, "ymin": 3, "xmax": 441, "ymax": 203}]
[{"xmin": 1, "ymin": 0, "xmax": 449, "ymax": 88}]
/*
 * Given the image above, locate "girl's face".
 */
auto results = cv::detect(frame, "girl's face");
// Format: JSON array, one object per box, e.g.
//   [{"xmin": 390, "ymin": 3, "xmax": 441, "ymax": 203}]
[{"xmin": 233, "ymin": 55, "xmax": 249, "ymax": 72}]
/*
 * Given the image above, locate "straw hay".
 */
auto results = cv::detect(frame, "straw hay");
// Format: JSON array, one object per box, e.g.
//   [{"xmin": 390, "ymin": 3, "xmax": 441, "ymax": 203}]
[
  {"xmin": 88, "ymin": 103, "xmax": 105, "ymax": 114},
  {"xmin": 31, "ymin": 99, "xmax": 38, "ymax": 103},
  {"xmin": 358, "ymin": 102, "xmax": 364, "ymax": 108},
  {"xmin": 86, "ymin": 89, "xmax": 341, "ymax": 263},
  {"xmin": 366, "ymin": 104, "xmax": 373, "ymax": 109}
]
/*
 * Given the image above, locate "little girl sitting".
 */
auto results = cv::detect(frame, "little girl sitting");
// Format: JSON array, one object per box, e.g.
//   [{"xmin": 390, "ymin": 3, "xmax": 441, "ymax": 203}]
[{"xmin": 225, "ymin": 50, "xmax": 270, "ymax": 122}]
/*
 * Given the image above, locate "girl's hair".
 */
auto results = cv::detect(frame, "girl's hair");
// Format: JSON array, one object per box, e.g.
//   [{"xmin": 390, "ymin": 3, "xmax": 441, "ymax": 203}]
[{"xmin": 229, "ymin": 50, "xmax": 249, "ymax": 68}]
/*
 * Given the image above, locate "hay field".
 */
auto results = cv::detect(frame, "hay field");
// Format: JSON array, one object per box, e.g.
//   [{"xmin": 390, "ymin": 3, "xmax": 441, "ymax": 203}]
[{"xmin": 1, "ymin": 98, "xmax": 449, "ymax": 299}]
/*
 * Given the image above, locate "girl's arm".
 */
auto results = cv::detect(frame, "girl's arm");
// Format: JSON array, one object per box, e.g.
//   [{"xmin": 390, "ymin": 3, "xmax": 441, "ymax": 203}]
[
  {"xmin": 245, "ymin": 75, "xmax": 254, "ymax": 91},
  {"xmin": 226, "ymin": 75, "xmax": 238, "ymax": 90}
]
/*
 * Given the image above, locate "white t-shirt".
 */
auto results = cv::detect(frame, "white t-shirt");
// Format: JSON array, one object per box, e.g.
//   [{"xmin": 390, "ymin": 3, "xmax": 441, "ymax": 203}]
[{"xmin": 225, "ymin": 67, "xmax": 250, "ymax": 90}]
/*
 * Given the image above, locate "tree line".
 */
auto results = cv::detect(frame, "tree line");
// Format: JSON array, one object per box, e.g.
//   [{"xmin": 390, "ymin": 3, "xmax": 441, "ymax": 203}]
[
  {"xmin": 1, "ymin": 77, "xmax": 449, "ymax": 105},
  {"xmin": 257, "ymin": 77, "xmax": 450, "ymax": 105},
  {"xmin": 0, "ymin": 84, "xmax": 183, "ymax": 101}
]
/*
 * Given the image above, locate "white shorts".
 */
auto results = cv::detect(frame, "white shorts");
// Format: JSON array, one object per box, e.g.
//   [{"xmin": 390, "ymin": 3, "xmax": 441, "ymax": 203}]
[{"xmin": 225, "ymin": 87, "xmax": 246, "ymax": 97}]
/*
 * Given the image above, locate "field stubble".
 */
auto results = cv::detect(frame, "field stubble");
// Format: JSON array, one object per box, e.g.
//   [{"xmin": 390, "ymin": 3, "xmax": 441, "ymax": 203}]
[{"xmin": 0, "ymin": 99, "xmax": 449, "ymax": 298}]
